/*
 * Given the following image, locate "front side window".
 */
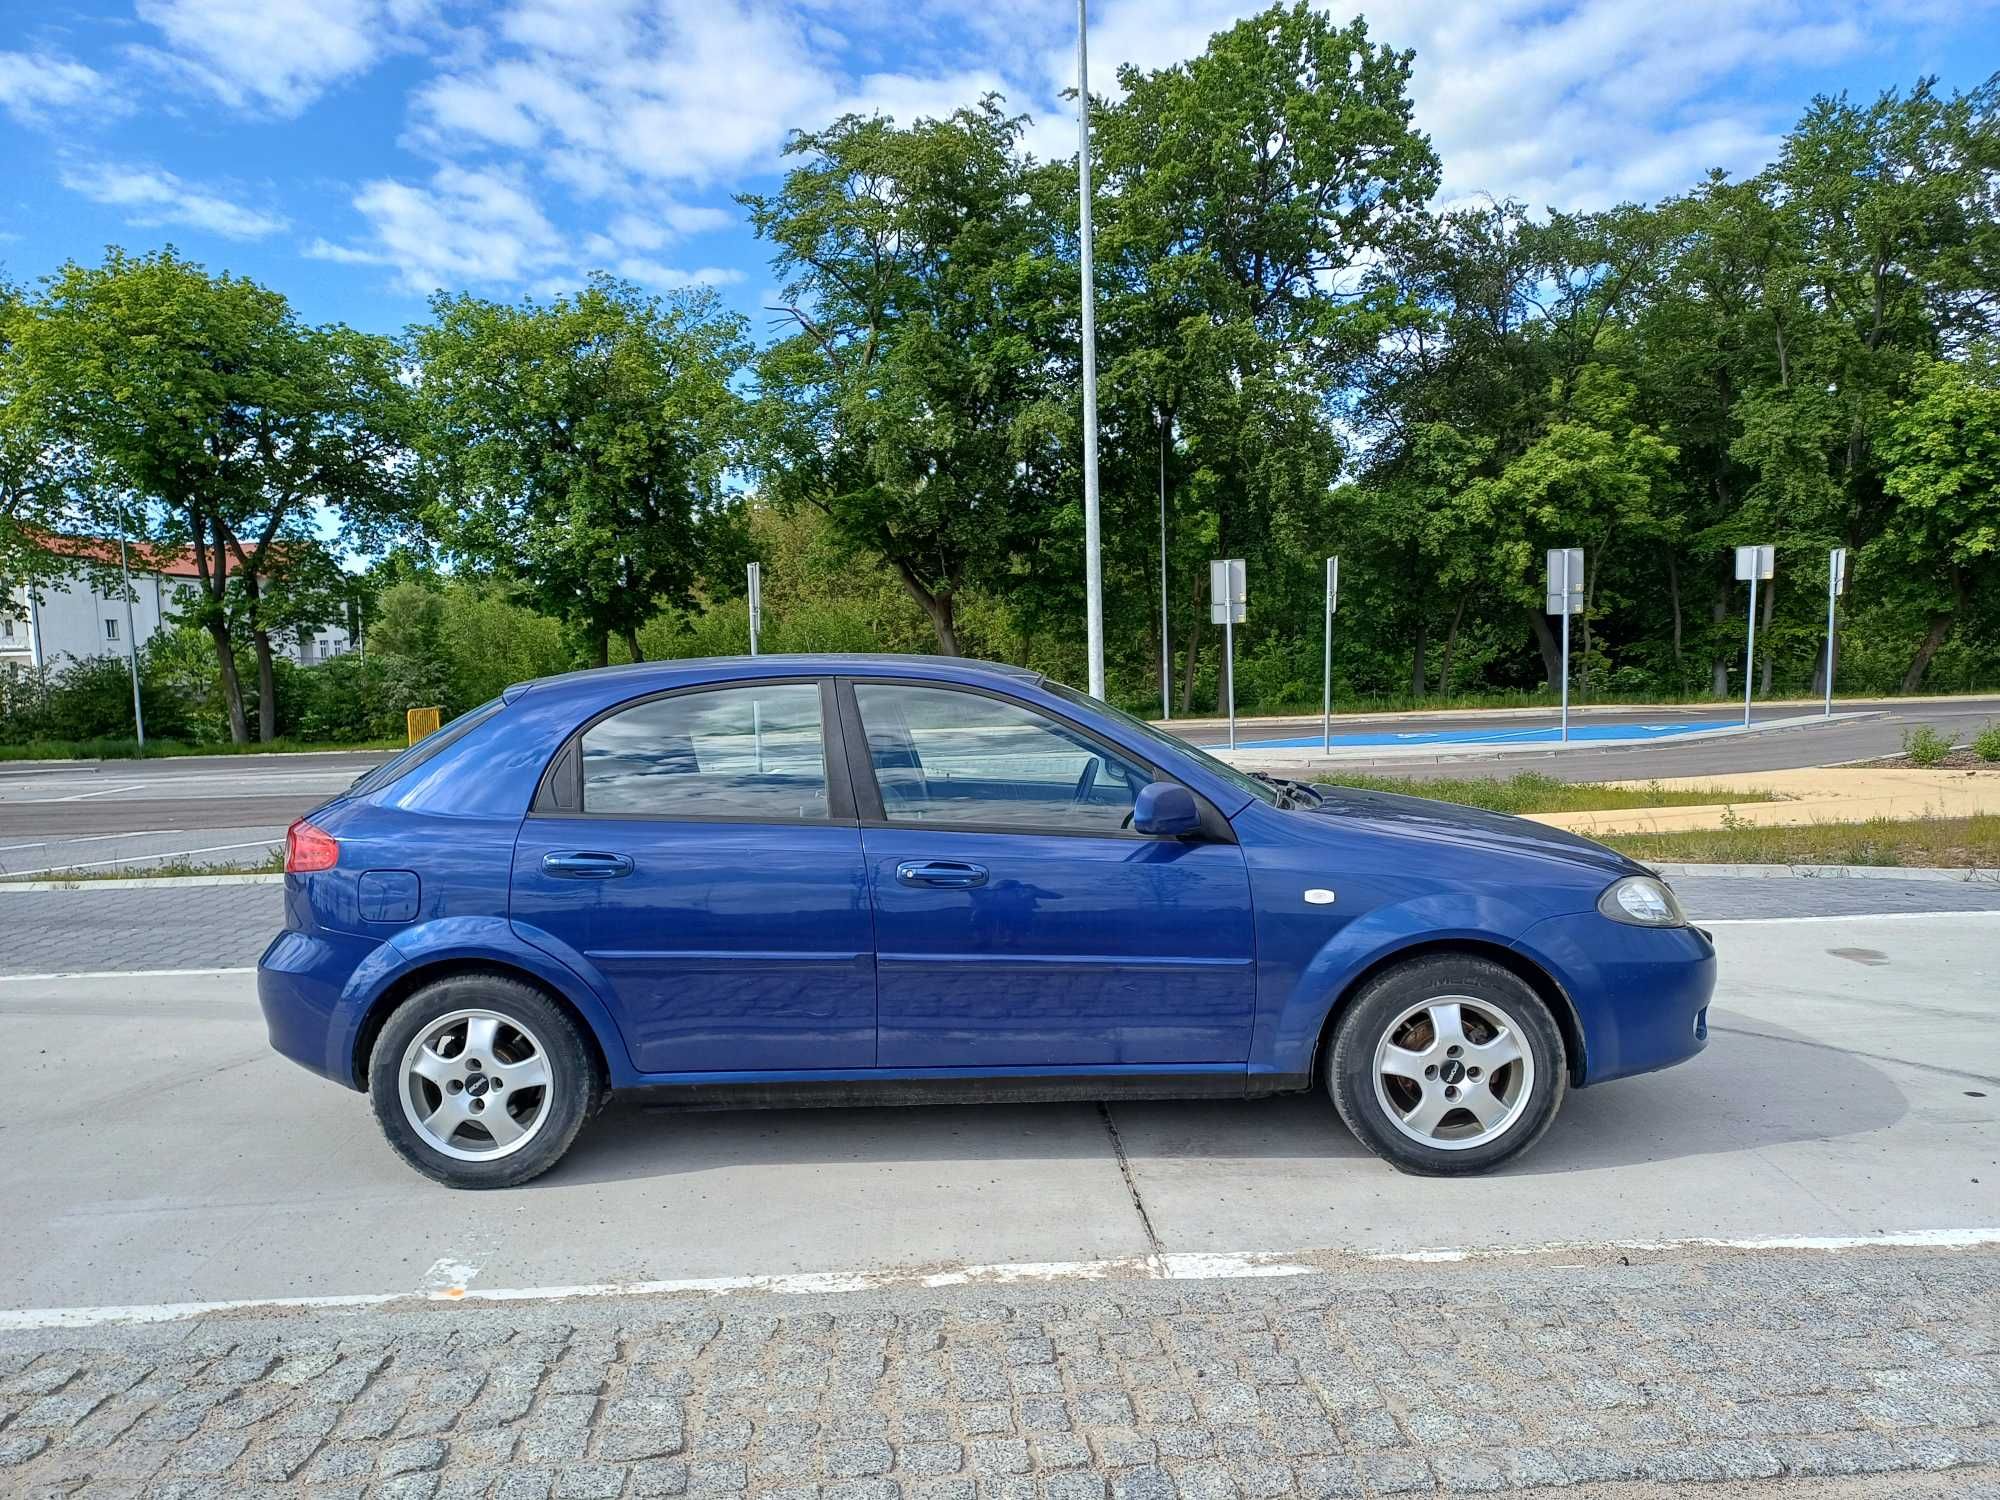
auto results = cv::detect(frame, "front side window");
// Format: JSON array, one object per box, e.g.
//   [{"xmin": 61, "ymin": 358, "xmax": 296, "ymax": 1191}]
[
  {"xmin": 852, "ymin": 683, "xmax": 1152, "ymax": 833},
  {"xmin": 582, "ymin": 682, "xmax": 828, "ymax": 820}
]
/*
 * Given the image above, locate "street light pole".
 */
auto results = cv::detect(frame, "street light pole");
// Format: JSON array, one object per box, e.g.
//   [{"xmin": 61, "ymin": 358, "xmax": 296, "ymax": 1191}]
[
  {"xmin": 1158, "ymin": 416, "xmax": 1170, "ymax": 720},
  {"xmin": 1077, "ymin": 0, "xmax": 1105, "ymax": 700},
  {"xmin": 118, "ymin": 532, "xmax": 145, "ymax": 748}
]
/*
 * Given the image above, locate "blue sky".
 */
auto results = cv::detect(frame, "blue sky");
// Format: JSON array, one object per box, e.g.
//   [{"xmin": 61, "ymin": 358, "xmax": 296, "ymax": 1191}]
[{"xmin": 4, "ymin": 0, "xmax": 1998, "ymax": 340}]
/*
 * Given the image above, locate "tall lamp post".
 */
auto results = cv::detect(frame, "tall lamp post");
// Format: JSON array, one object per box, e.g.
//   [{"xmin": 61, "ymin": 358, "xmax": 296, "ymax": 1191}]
[
  {"xmin": 1077, "ymin": 0, "xmax": 1105, "ymax": 700},
  {"xmin": 118, "ymin": 529, "xmax": 145, "ymax": 747}
]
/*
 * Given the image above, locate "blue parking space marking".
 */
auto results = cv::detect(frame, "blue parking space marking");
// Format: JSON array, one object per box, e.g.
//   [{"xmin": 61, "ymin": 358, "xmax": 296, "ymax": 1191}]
[{"xmin": 1234, "ymin": 719, "xmax": 1741, "ymax": 750}]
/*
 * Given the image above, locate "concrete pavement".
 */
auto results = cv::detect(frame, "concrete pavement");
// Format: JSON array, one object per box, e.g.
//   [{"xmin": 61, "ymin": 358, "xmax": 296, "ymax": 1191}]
[{"xmin": 1, "ymin": 911, "xmax": 1992, "ymax": 1313}]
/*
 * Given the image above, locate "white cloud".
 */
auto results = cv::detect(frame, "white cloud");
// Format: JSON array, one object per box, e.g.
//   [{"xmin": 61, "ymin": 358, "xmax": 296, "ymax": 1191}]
[
  {"xmin": 60, "ymin": 162, "xmax": 288, "ymax": 239},
  {"xmin": 307, "ymin": 163, "xmax": 740, "ymax": 296},
  {"xmin": 1064, "ymin": 0, "xmax": 1949, "ymax": 210},
  {"xmin": 0, "ymin": 51, "xmax": 116, "ymax": 125},
  {"xmin": 306, "ymin": 165, "xmax": 570, "ymax": 293},
  {"xmin": 133, "ymin": 0, "xmax": 432, "ymax": 115}
]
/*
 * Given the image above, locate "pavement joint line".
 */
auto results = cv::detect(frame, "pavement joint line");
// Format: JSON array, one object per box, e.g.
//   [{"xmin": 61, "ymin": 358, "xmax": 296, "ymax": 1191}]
[
  {"xmin": 1699, "ymin": 908, "xmax": 2000, "ymax": 924},
  {"xmin": 1096, "ymin": 1101, "xmax": 1164, "ymax": 1258},
  {"xmin": 0, "ymin": 965, "xmax": 258, "ymax": 984},
  {"xmin": 3, "ymin": 1227, "xmax": 1996, "ymax": 1332}
]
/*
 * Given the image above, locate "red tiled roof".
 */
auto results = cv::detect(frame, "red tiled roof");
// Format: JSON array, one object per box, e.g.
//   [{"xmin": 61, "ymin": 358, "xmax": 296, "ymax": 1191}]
[{"xmin": 30, "ymin": 533, "xmax": 242, "ymax": 580}]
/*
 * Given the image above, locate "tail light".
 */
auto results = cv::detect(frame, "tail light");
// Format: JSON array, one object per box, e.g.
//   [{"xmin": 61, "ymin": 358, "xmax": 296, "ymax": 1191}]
[{"xmin": 286, "ymin": 818, "xmax": 339, "ymax": 874}]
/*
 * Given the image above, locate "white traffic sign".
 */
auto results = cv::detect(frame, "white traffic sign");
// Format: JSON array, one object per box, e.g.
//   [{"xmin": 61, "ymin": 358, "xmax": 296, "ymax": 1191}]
[
  {"xmin": 1322, "ymin": 556, "xmax": 1339, "ymax": 752},
  {"xmin": 1209, "ymin": 558, "xmax": 1246, "ymax": 625},
  {"xmin": 1830, "ymin": 546, "xmax": 1848, "ymax": 596},
  {"xmin": 1544, "ymin": 547, "xmax": 1584, "ymax": 616},
  {"xmin": 1735, "ymin": 544, "xmax": 1775, "ymax": 581}
]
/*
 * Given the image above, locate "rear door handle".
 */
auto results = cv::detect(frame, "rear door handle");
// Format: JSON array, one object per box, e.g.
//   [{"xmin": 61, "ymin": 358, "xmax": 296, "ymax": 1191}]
[
  {"xmin": 542, "ymin": 851, "xmax": 634, "ymax": 879},
  {"xmin": 896, "ymin": 860, "xmax": 988, "ymax": 889}
]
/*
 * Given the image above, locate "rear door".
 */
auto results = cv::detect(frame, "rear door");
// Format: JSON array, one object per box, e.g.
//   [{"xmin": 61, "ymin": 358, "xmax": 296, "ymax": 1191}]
[
  {"xmin": 844, "ymin": 679, "xmax": 1257, "ymax": 1069},
  {"xmin": 511, "ymin": 678, "xmax": 876, "ymax": 1074}
]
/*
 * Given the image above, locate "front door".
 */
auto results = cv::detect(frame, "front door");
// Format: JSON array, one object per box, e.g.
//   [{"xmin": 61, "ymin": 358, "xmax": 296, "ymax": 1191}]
[
  {"xmin": 847, "ymin": 680, "xmax": 1256, "ymax": 1069},
  {"xmin": 511, "ymin": 679, "xmax": 875, "ymax": 1075}
]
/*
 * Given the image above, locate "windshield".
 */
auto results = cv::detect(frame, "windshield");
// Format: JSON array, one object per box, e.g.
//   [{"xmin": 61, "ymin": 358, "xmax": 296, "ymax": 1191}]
[
  {"xmin": 344, "ymin": 697, "xmax": 505, "ymax": 800},
  {"xmin": 1042, "ymin": 680, "xmax": 1281, "ymax": 806}
]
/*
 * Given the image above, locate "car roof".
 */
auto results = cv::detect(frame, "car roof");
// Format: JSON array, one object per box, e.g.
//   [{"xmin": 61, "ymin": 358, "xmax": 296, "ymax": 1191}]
[{"xmin": 504, "ymin": 653, "xmax": 1046, "ymax": 703}]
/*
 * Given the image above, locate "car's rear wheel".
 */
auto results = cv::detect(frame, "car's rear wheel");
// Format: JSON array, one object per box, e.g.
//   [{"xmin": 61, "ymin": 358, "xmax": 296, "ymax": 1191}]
[
  {"xmin": 1327, "ymin": 954, "xmax": 1566, "ymax": 1176},
  {"xmin": 368, "ymin": 975, "xmax": 598, "ymax": 1189}
]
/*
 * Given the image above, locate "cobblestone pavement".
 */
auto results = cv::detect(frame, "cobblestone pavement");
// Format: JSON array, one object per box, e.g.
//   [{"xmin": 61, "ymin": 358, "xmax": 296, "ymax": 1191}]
[
  {"xmin": 2, "ymin": 1249, "xmax": 1996, "ymax": 1498},
  {"xmin": 3, "ymin": 872, "xmax": 1997, "ymax": 980},
  {"xmin": 0, "ymin": 883, "xmax": 278, "ymax": 975}
]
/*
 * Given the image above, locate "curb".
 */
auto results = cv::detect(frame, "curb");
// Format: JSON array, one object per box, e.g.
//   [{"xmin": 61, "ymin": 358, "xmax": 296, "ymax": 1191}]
[
  {"xmin": 0, "ymin": 872, "xmax": 284, "ymax": 894},
  {"xmin": 1649, "ymin": 862, "xmax": 2000, "ymax": 883}
]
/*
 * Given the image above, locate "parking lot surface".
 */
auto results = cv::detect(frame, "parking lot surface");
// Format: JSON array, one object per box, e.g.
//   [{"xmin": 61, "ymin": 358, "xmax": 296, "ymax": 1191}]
[{"xmin": 1, "ymin": 878, "xmax": 1994, "ymax": 1496}]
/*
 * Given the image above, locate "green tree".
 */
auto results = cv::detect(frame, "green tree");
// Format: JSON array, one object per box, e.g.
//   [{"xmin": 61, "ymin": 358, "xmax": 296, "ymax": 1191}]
[
  {"xmin": 1875, "ymin": 350, "xmax": 2000, "ymax": 687},
  {"xmin": 744, "ymin": 99, "xmax": 1070, "ymax": 655},
  {"xmin": 411, "ymin": 275, "xmax": 750, "ymax": 667},
  {"xmin": 12, "ymin": 249, "xmax": 410, "ymax": 742}
]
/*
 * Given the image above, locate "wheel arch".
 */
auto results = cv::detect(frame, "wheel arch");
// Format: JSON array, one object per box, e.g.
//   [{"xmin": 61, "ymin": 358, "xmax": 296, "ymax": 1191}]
[
  {"xmin": 351, "ymin": 958, "xmax": 613, "ymax": 1093},
  {"xmin": 1307, "ymin": 937, "xmax": 1587, "ymax": 1089}
]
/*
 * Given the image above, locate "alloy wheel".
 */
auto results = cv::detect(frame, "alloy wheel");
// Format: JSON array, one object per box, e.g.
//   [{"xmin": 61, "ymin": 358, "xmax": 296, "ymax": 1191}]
[
  {"xmin": 1371, "ymin": 993, "xmax": 1536, "ymax": 1151},
  {"xmin": 398, "ymin": 1008, "xmax": 554, "ymax": 1161}
]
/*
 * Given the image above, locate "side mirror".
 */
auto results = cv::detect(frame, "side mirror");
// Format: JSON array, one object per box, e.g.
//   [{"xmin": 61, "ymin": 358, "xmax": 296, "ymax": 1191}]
[{"xmin": 1132, "ymin": 781, "xmax": 1200, "ymax": 837}]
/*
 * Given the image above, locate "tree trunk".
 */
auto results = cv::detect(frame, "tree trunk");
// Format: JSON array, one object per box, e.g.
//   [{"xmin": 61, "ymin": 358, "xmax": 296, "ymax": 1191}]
[
  {"xmin": 1528, "ymin": 610, "xmax": 1561, "ymax": 690},
  {"xmin": 890, "ymin": 560, "xmax": 959, "ymax": 654},
  {"xmin": 1758, "ymin": 572, "xmax": 1777, "ymax": 694},
  {"xmin": 1666, "ymin": 550, "xmax": 1683, "ymax": 676},
  {"xmin": 1709, "ymin": 583, "xmax": 1729, "ymax": 696},
  {"xmin": 623, "ymin": 627, "xmax": 643, "ymax": 664},
  {"xmin": 206, "ymin": 619, "xmax": 250, "ymax": 745},
  {"xmin": 1180, "ymin": 574, "xmax": 1208, "ymax": 715},
  {"xmin": 1409, "ymin": 613, "xmax": 1428, "ymax": 699},
  {"xmin": 590, "ymin": 630, "xmax": 609, "ymax": 670},
  {"xmin": 1899, "ymin": 569, "xmax": 1966, "ymax": 693},
  {"xmin": 253, "ymin": 628, "xmax": 277, "ymax": 742},
  {"xmin": 1438, "ymin": 596, "xmax": 1467, "ymax": 697}
]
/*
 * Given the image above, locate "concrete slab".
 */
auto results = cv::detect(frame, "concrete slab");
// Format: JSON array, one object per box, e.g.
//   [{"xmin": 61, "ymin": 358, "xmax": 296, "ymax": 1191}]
[{"xmin": 0, "ymin": 913, "xmax": 1992, "ymax": 1314}]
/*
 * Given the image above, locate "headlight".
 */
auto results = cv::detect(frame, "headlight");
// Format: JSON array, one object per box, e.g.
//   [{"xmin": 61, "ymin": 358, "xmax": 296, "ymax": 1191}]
[{"xmin": 1598, "ymin": 875, "xmax": 1687, "ymax": 927}]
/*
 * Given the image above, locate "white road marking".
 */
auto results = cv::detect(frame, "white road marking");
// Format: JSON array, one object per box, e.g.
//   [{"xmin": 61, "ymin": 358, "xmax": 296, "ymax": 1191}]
[
  {"xmin": 0, "ymin": 966, "xmax": 257, "ymax": 985},
  {"xmin": 0, "ymin": 829, "xmax": 185, "ymax": 853},
  {"xmin": 1, "ymin": 1229, "xmax": 1993, "ymax": 1330}
]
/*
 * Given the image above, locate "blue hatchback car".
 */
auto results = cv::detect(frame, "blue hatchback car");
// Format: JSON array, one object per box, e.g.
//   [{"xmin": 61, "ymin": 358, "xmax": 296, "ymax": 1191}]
[{"xmin": 259, "ymin": 654, "xmax": 1715, "ymax": 1188}]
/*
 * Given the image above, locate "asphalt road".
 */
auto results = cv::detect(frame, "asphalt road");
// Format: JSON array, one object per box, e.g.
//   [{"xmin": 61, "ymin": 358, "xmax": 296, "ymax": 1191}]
[
  {"xmin": 1175, "ymin": 694, "xmax": 2000, "ymax": 780},
  {"xmin": 3, "ymin": 694, "xmax": 1997, "ymax": 875},
  {"xmin": 0, "ymin": 906, "xmax": 1992, "ymax": 1312}
]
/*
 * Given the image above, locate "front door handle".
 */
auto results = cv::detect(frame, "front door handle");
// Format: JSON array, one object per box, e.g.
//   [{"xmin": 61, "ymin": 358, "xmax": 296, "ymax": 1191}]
[
  {"xmin": 896, "ymin": 859, "xmax": 988, "ymax": 889},
  {"xmin": 543, "ymin": 851, "xmax": 634, "ymax": 879}
]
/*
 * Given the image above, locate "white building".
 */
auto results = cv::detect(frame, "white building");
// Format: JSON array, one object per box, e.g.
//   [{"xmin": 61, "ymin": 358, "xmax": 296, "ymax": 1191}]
[{"xmin": 1, "ymin": 536, "xmax": 353, "ymax": 672}]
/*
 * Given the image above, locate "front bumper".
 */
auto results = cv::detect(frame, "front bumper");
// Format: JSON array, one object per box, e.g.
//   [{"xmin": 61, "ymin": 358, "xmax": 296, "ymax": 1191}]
[{"xmin": 1513, "ymin": 911, "xmax": 1717, "ymax": 1086}]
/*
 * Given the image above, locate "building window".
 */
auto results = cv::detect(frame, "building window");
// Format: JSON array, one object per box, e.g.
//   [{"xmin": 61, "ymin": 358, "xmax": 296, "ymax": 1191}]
[
  {"xmin": 105, "ymin": 617, "xmax": 119, "ymax": 642},
  {"xmin": 1, "ymin": 616, "xmax": 14, "ymax": 639}
]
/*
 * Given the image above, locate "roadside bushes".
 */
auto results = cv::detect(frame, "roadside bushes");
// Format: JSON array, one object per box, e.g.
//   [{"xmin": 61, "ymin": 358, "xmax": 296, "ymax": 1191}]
[{"xmin": 0, "ymin": 648, "xmax": 191, "ymax": 743}]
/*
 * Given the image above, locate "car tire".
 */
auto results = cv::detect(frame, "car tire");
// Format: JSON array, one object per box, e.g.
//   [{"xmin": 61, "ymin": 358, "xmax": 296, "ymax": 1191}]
[
  {"xmin": 368, "ymin": 974, "xmax": 599, "ymax": 1189},
  {"xmin": 1326, "ymin": 954, "xmax": 1566, "ymax": 1176}
]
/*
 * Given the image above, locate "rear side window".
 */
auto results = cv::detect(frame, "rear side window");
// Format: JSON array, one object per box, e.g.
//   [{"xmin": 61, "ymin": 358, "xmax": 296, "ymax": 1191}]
[
  {"xmin": 347, "ymin": 698, "xmax": 504, "ymax": 800},
  {"xmin": 581, "ymin": 682, "xmax": 829, "ymax": 821}
]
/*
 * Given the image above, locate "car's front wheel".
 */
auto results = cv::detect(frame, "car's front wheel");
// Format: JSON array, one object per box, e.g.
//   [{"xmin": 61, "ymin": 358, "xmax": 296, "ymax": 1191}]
[
  {"xmin": 1327, "ymin": 954, "xmax": 1566, "ymax": 1175},
  {"xmin": 368, "ymin": 974, "xmax": 599, "ymax": 1189}
]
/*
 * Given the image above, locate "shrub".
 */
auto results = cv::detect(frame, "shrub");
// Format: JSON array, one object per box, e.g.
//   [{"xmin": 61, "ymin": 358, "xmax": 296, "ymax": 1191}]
[
  {"xmin": 1973, "ymin": 722, "xmax": 2000, "ymax": 763},
  {"xmin": 1902, "ymin": 724, "xmax": 1954, "ymax": 766}
]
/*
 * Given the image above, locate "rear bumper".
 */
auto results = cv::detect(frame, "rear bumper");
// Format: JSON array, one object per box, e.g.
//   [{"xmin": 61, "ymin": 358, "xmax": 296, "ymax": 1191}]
[
  {"xmin": 257, "ymin": 927, "xmax": 388, "ymax": 1088},
  {"xmin": 1512, "ymin": 912, "xmax": 1717, "ymax": 1086}
]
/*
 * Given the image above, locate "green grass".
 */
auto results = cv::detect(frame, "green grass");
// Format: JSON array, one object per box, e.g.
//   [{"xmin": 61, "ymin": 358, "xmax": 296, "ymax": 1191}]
[
  {"xmin": 2, "ymin": 849, "xmax": 286, "ymax": 883},
  {"xmin": 1600, "ymin": 814, "xmax": 2000, "ymax": 869},
  {"xmin": 1311, "ymin": 770, "xmax": 1779, "ymax": 816},
  {"xmin": 0, "ymin": 736, "xmax": 402, "ymax": 762}
]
